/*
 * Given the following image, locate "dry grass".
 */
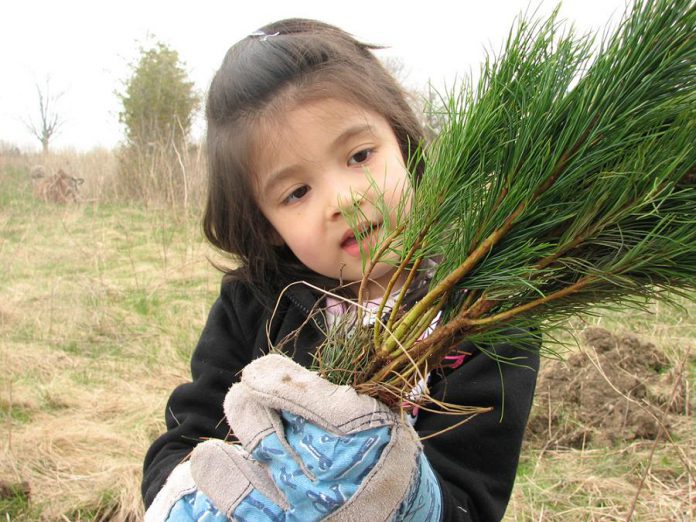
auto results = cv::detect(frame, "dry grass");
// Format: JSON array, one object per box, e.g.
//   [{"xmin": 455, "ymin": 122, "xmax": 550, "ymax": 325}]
[
  {"xmin": 1, "ymin": 157, "xmax": 222, "ymax": 519},
  {"xmin": 1, "ymin": 151, "xmax": 694, "ymax": 519}
]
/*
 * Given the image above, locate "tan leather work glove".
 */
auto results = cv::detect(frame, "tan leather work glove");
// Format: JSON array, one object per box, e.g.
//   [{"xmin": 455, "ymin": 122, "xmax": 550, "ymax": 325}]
[{"xmin": 189, "ymin": 354, "xmax": 443, "ymax": 521}]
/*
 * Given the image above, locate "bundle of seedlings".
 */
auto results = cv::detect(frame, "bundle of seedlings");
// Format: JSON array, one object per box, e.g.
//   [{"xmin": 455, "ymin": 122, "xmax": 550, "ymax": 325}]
[{"xmin": 290, "ymin": 0, "xmax": 695, "ymax": 411}]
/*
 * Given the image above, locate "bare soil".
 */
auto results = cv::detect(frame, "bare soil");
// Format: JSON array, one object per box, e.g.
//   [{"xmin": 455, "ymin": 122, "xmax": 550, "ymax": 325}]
[{"xmin": 526, "ymin": 326, "xmax": 693, "ymax": 449}]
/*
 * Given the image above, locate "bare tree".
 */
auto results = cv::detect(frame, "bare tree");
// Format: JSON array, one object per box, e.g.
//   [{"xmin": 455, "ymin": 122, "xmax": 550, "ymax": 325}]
[
  {"xmin": 25, "ymin": 78, "xmax": 64, "ymax": 153},
  {"xmin": 381, "ymin": 56, "xmax": 409, "ymax": 84},
  {"xmin": 420, "ymin": 83, "xmax": 448, "ymax": 140}
]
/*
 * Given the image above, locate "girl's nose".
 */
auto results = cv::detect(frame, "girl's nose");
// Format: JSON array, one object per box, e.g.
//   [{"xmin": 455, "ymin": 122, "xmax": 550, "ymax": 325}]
[{"xmin": 327, "ymin": 177, "xmax": 369, "ymax": 221}]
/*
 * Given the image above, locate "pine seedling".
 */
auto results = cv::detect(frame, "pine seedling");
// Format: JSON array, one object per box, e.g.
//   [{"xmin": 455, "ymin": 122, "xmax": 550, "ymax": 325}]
[{"xmin": 307, "ymin": 0, "xmax": 695, "ymax": 409}]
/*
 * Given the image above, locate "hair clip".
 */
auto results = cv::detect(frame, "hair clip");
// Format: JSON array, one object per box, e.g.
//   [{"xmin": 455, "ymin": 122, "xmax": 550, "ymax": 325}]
[{"xmin": 249, "ymin": 30, "xmax": 280, "ymax": 41}]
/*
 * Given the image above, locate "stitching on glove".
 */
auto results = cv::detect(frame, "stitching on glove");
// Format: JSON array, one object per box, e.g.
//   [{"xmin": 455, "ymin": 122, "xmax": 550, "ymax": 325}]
[
  {"xmin": 388, "ymin": 443, "xmax": 423, "ymax": 521},
  {"xmin": 247, "ymin": 388, "xmax": 396, "ymax": 435},
  {"xmin": 336, "ymin": 411, "xmax": 395, "ymax": 432},
  {"xmin": 268, "ymin": 408, "xmax": 318, "ymax": 482},
  {"xmin": 214, "ymin": 444, "xmax": 268, "ymax": 508},
  {"xmin": 227, "ymin": 483, "xmax": 255, "ymax": 516},
  {"xmin": 249, "ymin": 389, "xmax": 350, "ymax": 429},
  {"xmin": 244, "ymin": 425, "xmax": 275, "ymax": 448}
]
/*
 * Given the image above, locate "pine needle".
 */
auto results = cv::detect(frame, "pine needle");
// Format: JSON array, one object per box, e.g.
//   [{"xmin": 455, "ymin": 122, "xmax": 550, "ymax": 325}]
[{"xmin": 308, "ymin": 0, "xmax": 696, "ymax": 410}]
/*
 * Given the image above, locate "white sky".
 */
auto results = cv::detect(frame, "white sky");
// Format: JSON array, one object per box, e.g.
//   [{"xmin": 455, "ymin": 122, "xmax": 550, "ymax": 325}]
[{"xmin": 1, "ymin": 0, "xmax": 629, "ymax": 151}]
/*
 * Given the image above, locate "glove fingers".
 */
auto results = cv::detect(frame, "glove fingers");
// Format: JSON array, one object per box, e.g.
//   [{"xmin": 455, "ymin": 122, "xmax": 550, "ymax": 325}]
[
  {"xmin": 223, "ymin": 384, "xmax": 277, "ymax": 451},
  {"xmin": 325, "ymin": 422, "xmax": 422, "ymax": 522},
  {"xmin": 216, "ymin": 355, "xmax": 433, "ymax": 522},
  {"xmin": 190, "ymin": 439, "xmax": 289, "ymax": 514},
  {"xmin": 225, "ymin": 354, "xmax": 396, "ymax": 445}
]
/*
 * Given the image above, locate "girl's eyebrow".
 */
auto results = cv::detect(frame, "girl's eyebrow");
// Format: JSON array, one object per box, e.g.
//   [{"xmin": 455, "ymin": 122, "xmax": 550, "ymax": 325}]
[
  {"xmin": 261, "ymin": 165, "xmax": 302, "ymax": 198},
  {"xmin": 262, "ymin": 123, "xmax": 375, "ymax": 197},
  {"xmin": 331, "ymin": 123, "xmax": 375, "ymax": 150}
]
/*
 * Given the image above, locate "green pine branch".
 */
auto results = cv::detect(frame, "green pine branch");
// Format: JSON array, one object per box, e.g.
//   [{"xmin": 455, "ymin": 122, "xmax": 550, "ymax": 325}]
[{"xmin": 311, "ymin": 0, "xmax": 696, "ymax": 408}]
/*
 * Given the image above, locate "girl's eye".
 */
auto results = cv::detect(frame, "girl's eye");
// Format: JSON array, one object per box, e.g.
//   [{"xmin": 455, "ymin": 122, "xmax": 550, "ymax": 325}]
[
  {"xmin": 348, "ymin": 148, "xmax": 374, "ymax": 166},
  {"xmin": 285, "ymin": 185, "xmax": 310, "ymax": 204}
]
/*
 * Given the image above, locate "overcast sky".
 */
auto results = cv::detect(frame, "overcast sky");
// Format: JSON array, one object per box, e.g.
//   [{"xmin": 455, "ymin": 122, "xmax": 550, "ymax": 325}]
[{"xmin": 1, "ymin": 0, "xmax": 629, "ymax": 151}]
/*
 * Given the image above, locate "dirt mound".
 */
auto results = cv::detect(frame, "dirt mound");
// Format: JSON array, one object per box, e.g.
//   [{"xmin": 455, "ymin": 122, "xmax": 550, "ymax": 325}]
[{"xmin": 526, "ymin": 326, "xmax": 690, "ymax": 448}]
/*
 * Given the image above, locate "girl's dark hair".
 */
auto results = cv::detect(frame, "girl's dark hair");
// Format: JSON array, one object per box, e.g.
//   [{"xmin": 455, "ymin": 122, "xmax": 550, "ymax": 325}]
[{"xmin": 203, "ymin": 18, "xmax": 425, "ymax": 303}]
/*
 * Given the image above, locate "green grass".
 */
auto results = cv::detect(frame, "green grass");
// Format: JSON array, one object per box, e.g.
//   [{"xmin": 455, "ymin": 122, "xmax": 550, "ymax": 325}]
[
  {"xmin": 0, "ymin": 484, "xmax": 31, "ymax": 520},
  {"xmin": 0, "ymin": 402, "xmax": 32, "ymax": 424}
]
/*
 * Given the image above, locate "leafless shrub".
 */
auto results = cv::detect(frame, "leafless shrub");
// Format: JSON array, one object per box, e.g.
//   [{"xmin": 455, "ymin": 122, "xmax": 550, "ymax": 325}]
[
  {"xmin": 115, "ymin": 140, "xmax": 206, "ymax": 208},
  {"xmin": 32, "ymin": 168, "xmax": 84, "ymax": 203},
  {"xmin": 30, "ymin": 164, "xmax": 47, "ymax": 181}
]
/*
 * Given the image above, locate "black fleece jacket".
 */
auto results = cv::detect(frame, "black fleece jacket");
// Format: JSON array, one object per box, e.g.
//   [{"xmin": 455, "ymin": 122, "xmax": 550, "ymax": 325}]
[{"xmin": 142, "ymin": 279, "xmax": 539, "ymax": 521}]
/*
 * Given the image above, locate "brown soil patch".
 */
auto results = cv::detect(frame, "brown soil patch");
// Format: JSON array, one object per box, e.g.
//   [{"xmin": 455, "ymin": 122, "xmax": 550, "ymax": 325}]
[
  {"xmin": 0, "ymin": 480, "xmax": 30, "ymax": 500},
  {"xmin": 526, "ymin": 326, "xmax": 692, "ymax": 448}
]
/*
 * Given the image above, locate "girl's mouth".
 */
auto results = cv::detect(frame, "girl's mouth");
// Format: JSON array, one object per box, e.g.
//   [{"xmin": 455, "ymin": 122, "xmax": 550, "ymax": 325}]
[{"xmin": 341, "ymin": 222, "xmax": 381, "ymax": 257}]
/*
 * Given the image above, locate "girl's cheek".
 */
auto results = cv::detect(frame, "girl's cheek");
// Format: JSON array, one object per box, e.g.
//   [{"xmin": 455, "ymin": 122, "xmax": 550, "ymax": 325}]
[
  {"xmin": 397, "ymin": 180, "xmax": 414, "ymax": 212},
  {"xmin": 401, "ymin": 195, "xmax": 414, "ymax": 219}
]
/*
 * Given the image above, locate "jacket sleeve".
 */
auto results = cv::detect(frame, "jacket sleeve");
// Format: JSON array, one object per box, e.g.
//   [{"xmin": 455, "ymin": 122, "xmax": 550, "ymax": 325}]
[
  {"xmin": 141, "ymin": 282, "xmax": 259, "ymax": 508},
  {"xmin": 416, "ymin": 336, "xmax": 540, "ymax": 521}
]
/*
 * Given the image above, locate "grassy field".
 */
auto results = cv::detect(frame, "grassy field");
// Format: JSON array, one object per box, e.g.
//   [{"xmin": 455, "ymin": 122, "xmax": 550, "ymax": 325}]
[{"xmin": 1, "ymin": 156, "xmax": 694, "ymax": 520}]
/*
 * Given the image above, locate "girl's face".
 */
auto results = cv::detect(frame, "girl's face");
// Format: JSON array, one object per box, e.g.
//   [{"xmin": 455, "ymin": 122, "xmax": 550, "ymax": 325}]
[{"xmin": 252, "ymin": 98, "xmax": 411, "ymax": 298}]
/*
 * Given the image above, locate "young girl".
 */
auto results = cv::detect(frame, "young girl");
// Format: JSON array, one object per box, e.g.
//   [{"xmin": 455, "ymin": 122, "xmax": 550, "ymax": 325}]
[{"xmin": 143, "ymin": 18, "xmax": 539, "ymax": 521}]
